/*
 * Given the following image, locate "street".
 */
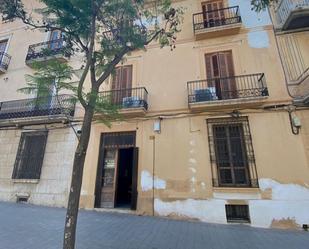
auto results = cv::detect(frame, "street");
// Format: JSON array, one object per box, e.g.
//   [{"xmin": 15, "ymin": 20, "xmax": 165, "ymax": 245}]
[{"xmin": 0, "ymin": 202, "xmax": 308, "ymax": 249}]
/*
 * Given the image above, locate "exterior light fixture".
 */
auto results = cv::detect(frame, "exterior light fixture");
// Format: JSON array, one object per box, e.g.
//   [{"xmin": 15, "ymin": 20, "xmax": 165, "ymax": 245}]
[{"xmin": 153, "ymin": 119, "xmax": 161, "ymax": 134}]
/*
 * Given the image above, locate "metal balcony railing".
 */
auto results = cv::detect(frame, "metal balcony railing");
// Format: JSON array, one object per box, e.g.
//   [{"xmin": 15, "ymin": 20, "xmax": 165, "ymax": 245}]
[
  {"xmin": 26, "ymin": 38, "xmax": 69, "ymax": 61},
  {"xmin": 193, "ymin": 6, "xmax": 241, "ymax": 32},
  {"xmin": 100, "ymin": 87, "xmax": 148, "ymax": 110},
  {"xmin": 188, "ymin": 73, "xmax": 268, "ymax": 104},
  {"xmin": 276, "ymin": 0, "xmax": 309, "ymax": 28},
  {"xmin": 0, "ymin": 95, "xmax": 75, "ymax": 120},
  {"xmin": 0, "ymin": 52, "xmax": 11, "ymax": 71}
]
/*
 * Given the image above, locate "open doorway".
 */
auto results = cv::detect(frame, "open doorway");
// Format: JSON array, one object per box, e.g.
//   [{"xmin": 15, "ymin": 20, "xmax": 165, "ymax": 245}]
[
  {"xmin": 95, "ymin": 132, "xmax": 138, "ymax": 210},
  {"xmin": 115, "ymin": 148, "xmax": 133, "ymax": 208}
]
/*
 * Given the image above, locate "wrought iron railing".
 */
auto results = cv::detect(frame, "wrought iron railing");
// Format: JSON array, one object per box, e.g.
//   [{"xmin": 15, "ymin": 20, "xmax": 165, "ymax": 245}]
[
  {"xmin": 193, "ymin": 6, "xmax": 241, "ymax": 32},
  {"xmin": 100, "ymin": 87, "xmax": 148, "ymax": 110},
  {"xmin": 276, "ymin": 0, "xmax": 309, "ymax": 27},
  {"xmin": 187, "ymin": 73, "xmax": 268, "ymax": 104},
  {"xmin": 0, "ymin": 95, "xmax": 75, "ymax": 120},
  {"xmin": 0, "ymin": 52, "xmax": 11, "ymax": 71},
  {"xmin": 26, "ymin": 38, "xmax": 69, "ymax": 61}
]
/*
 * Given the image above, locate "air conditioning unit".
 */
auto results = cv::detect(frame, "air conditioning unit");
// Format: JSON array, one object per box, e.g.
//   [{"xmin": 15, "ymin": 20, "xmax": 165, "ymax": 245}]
[
  {"xmin": 194, "ymin": 87, "xmax": 217, "ymax": 102},
  {"xmin": 122, "ymin": 96, "xmax": 142, "ymax": 108}
]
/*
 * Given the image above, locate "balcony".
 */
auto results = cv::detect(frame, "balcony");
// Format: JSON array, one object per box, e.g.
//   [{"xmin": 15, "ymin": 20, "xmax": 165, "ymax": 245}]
[
  {"xmin": 187, "ymin": 73, "xmax": 268, "ymax": 111},
  {"xmin": 25, "ymin": 39, "xmax": 70, "ymax": 67},
  {"xmin": 0, "ymin": 52, "xmax": 11, "ymax": 74},
  {"xmin": 193, "ymin": 6, "xmax": 242, "ymax": 40},
  {"xmin": 0, "ymin": 95, "xmax": 75, "ymax": 127},
  {"xmin": 275, "ymin": 0, "xmax": 309, "ymax": 30},
  {"xmin": 99, "ymin": 87, "xmax": 148, "ymax": 116}
]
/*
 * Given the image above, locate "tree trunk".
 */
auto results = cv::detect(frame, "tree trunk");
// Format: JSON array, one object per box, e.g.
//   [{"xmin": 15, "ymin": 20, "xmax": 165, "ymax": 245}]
[{"xmin": 63, "ymin": 103, "xmax": 96, "ymax": 249}]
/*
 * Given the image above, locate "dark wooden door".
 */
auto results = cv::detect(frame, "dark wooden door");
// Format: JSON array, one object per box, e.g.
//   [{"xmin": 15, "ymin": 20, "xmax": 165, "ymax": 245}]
[
  {"xmin": 112, "ymin": 65, "xmax": 133, "ymax": 105},
  {"xmin": 205, "ymin": 51, "xmax": 236, "ymax": 100},
  {"xmin": 131, "ymin": 147, "xmax": 139, "ymax": 210}
]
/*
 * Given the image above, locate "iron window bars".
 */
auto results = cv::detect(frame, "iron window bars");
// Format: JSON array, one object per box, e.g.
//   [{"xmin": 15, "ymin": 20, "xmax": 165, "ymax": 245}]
[
  {"xmin": 0, "ymin": 52, "xmax": 11, "ymax": 71},
  {"xmin": 225, "ymin": 204, "xmax": 250, "ymax": 223},
  {"xmin": 101, "ymin": 131, "xmax": 136, "ymax": 149},
  {"xmin": 193, "ymin": 6, "xmax": 241, "ymax": 32},
  {"xmin": 188, "ymin": 73, "xmax": 268, "ymax": 104},
  {"xmin": 12, "ymin": 131, "xmax": 48, "ymax": 180},
  {"xmin": 207, "ymin": 117, "xmax": 258, "ymax": 188}
]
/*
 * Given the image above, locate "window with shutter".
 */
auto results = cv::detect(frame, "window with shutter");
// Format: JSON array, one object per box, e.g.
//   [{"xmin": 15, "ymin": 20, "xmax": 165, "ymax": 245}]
[
  {"xmin": 111, "ymin": 65, "xmax": 133, "ymax": 105},
  {"xmin": 0, "ymin": 40, "xmax": 8, "ymax": 64},
  {"xmin": 12, "ymin": 131, "xmax": 48, "ymax": 180},
  {"xmin": 213, "ymin": 124, "xmax": 249, "ymax": 186},
  {"xmin": 207, "ymin": 118, "xmax": 258, "ymax": 188},
  {"xmin": 202, "ymin": 0, "xmax": 225, "ymax": 28},
  {"xmin": 205, "ymin": 51, "xmax": 237, "ymax": 100}
]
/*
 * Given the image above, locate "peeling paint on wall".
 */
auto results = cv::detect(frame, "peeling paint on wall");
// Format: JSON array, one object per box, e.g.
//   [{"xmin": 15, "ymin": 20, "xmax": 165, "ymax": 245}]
[
  {"xmin": 247, "ymin": 31, "xmax": 270, "ymax": 48},
  {"xmin": 249, "ymin": 200, "xmax": 309, "ymax": 228},
  {"xmin": 188, "ymin": 138, "xmax": 198, "ymax": 193},
  {"xmin": 259, "ymin": 178, "xmax": 309, "ymax": 200},
  {"xmin": 189, "ymin": 167, "xmax": 196, "ymax": 173},
  {"xmin": 154, "ymin": 198, "xmax": 227, "ymax": 223},
  {"xmin": 141, "ymin": 170, "xmax": 166, "ymax": 191},
  {"xmin": 228, "ymin": 0, "xmax": 271, "ymax": 28},
  {"xmin": 155, "ymin": 197, "xmax": 309, "ymax": 228},
  {"xmin": 201, "ymin": 182, "xmax": 206, "ymax": 190}
]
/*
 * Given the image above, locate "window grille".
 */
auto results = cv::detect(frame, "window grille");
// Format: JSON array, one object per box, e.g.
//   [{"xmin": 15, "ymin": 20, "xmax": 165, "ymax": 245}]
[
  {"xmin": 102, "ymin": 131, "xmax": 136, "ymax": 149},
  {"xmin": 207, "ymin": 117, "xmax": 258, "ymax": 187},
  {"xmin": 12, "ymin": 131, "xmax": 48, "ymax": 180},
  {"xmin": 226, "ymin": 204, "xmax": 250, "ymax": 223}
]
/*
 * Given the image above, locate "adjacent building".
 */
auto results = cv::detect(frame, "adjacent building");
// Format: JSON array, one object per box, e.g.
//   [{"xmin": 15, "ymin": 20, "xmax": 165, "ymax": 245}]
[{"xmin": 0, "ymin": 0, "xmax": 309, "ymax": 229}]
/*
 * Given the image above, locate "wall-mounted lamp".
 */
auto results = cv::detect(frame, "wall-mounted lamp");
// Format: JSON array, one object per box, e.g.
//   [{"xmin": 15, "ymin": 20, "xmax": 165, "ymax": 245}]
[
  {"xmin": 153, "ymin": 119, "xmax": 161, "ymax": 134},
  {"xmin": 288, "ymin": 110, "xmax": 301, "ymax": 135}
]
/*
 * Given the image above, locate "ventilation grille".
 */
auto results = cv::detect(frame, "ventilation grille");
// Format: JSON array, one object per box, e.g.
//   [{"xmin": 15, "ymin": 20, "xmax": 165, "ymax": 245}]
[{"xmin": 225, "ymin": 204, "xmax": 250, "ymax": 223}]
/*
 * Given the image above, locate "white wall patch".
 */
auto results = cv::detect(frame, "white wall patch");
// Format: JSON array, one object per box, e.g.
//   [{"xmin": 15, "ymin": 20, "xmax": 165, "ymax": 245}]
[
  {"xmin": 259, "ymin": 178, "xmax": 309, "ymax": 201},
  {"xmin": 154, "ymin": 198, "xmax": 227, "ymax": 223},
  {"xmin": 247, "ymin": 31, "xmax": 269, "ymax": 48},
  {"xmin": 141, "ymin": 170, "xmax": 166, "ymax": 192}
]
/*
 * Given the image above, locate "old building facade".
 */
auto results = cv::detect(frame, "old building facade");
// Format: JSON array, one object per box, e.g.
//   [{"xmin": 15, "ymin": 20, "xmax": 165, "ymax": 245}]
[{"xmin": 0, "ymin": 0, "xmax": 309, "ymax": 229}]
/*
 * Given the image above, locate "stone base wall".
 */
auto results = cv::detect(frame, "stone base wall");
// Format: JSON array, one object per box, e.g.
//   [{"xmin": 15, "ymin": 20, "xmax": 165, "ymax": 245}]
[{"xmin": 0, "ymin": 125, "xmax": 77, "ymax": 207}]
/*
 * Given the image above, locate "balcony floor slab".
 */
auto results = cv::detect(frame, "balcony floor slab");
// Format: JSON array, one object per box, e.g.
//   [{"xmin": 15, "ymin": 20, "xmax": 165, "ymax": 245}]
[{"xmin": 189, "ymin": 96, "xmax": 268, "ymax": 112}]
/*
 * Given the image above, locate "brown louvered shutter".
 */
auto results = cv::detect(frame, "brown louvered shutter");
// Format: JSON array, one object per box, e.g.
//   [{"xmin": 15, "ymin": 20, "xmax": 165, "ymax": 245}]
[
  {"xmin": 12, "ymin": 131, "xmax": 48, "ymax": 179},
  {"xmin": 112, "ymin": 67, "xmax": 123, "ymax": 104},
  {"xmin": 218, "ymin": 51, "xmax": 236, "ymax": 99},
  {"xmin": 114, "ymin": 65, "xmax": 133, "ymax": 102},
  {"xmin": 113, "ymin": 65, "xmax": 133, "ymax": 90},
  {"xmin": 122, "ymin": 65, "xmax": 133, "ymax": 89},
  {"xmin": 205, "ymin": 53, "xmax": 221, "ymax": 98},
  {"xmin": 202, "ymin": 4, "xmax": 207, "ymax": 23},
  {"xmin": 202, "ymin": 1, "xmax": 224, "ymax": 27},
  {"xmin": 205, "ymin": 54, "xmax": 214, "ymax": 79}
]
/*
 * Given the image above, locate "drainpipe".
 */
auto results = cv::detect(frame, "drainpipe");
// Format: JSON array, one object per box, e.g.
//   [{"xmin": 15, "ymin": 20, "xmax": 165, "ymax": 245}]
[{"xmin": 149, "ymin": 135, "xmax": 156, "ymax": 216}]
